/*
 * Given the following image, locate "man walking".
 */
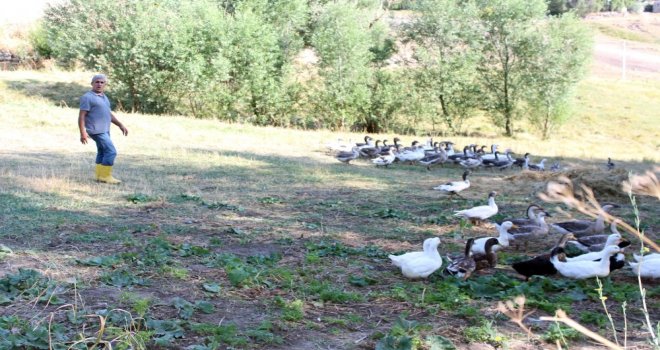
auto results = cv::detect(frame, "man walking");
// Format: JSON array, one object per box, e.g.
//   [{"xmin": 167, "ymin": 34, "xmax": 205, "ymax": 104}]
[{"xmin": 78, "ymin": 74, "xmax": 128, "ymax": 184}]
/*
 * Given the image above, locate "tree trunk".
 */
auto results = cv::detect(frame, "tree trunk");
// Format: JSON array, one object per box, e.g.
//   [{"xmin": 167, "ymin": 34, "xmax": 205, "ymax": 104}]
[{"xmin": 439, "ymin": 94, "xmax": 454, "ymax": 133}]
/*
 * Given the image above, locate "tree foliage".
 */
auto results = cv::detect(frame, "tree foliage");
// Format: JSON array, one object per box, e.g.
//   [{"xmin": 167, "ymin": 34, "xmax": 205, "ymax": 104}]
[
  {"xmin": 523, "ymin": 13, "xmax": 592, "ymax": 139},
  {"xmin": 475, "ymin": 0, "xmax": 549, "ymax": 136},
  {"xmin": 40, "ymin": 0, "xmax": 592, "ymax": 138},
  {"xmin": 406, "ymin": 0, "xmax": 482, "ymax": 134},
  {"xmin": 43, "ymin": 0, "xmax": 306, "ymax": 121}
]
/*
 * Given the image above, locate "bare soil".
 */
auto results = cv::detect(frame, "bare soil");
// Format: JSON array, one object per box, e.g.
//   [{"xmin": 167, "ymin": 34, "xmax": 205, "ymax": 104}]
[{"xmin": 586, "ymin": 12, "xmax": 660, "ymax": 78}]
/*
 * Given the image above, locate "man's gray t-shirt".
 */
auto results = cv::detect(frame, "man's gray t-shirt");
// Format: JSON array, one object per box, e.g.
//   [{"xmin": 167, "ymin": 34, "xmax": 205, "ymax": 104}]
[{"xmin": 80, "ymin": 91, "xmax": 111, "ymax": 135}]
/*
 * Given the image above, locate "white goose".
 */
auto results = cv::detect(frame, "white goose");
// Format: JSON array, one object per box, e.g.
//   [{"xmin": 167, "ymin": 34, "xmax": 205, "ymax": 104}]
[
  {"xmin": 454, "ymin": 191, "xmax": 498, "ymax": 225},
  {"xmin": 633, "ymin": 253, "xmax": 660, "ymax": 262},
  {"xmin": 434, "ymin": 171, "xmax": 470, "ymax": 199},
  {"xmin": 389, "ymin": 237, "xmax": 443, "ymax": 279},
  {"xmin": 396, "ymin": 145, "xmax": 426, "ymax": 164},
  {"xmin": 566, "ymin": 233, "xmax": 624, "ymax": 262},
  {"xmin": 551, "ymin": 245, "xmax": 621, "ymax": 279},
  {"xmin": 470, "ymin": 221, "xmax": 516, "ymax": 255},
  {"xmin": 629, "ymin": 258, "xmax": 660, "ymax": 279}
]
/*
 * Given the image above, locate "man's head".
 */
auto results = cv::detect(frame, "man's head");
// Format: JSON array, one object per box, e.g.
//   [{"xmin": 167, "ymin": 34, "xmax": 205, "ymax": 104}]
[{"xmin": 91, "ymin": 74, "xmax": 107, "ymax": 93}]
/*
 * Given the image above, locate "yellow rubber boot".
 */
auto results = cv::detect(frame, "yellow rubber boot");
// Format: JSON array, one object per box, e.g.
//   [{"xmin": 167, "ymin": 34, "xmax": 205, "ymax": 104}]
[
  {"xmin": 97, "ymin": 165, "xmax": 121, "ymax": 184},
  {"xmin": 95, "ymin": 164, "xmax": 102, "ymax": 180}
]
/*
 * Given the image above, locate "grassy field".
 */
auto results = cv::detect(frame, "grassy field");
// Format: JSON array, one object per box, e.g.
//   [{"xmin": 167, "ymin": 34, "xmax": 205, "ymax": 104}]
[{"xmin": 1, "ymin": 17, "xmax": 659, "ymax": 350}]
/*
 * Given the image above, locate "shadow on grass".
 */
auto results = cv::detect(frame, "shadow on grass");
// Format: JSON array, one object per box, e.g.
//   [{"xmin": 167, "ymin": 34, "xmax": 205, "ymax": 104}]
[
  {"xmin": 5, "ymin": 79, "xmax": 89, "ymax": 108},
  {"xmin": 1, "ymin": 148, "xmax": 657, "ymax": 250},
  {"xmin": 0, "ymin": 149, "xmax": 658, "ymax": 349}
]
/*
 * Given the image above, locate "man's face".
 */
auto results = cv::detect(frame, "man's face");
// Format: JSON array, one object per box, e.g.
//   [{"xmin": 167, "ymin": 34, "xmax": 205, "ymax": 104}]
[{"xmin": 92, "ymin": 79, "xmax": 106, "ymax": 93}]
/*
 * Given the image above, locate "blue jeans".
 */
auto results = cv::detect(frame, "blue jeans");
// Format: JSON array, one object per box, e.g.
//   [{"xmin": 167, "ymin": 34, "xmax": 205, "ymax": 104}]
[{"xmin": 90, "ymin": 132, "xmax": 117, "ymax": 166}]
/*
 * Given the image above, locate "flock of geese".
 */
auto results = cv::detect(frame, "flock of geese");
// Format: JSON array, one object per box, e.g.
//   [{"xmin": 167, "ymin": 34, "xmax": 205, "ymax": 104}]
[
  {"xmin": 327, "ymin": 136, "xmax": 658, "ymax": 281},
  {"xmin": 330, "ymin": 135, "xmax": 555, "ymax": 171}
]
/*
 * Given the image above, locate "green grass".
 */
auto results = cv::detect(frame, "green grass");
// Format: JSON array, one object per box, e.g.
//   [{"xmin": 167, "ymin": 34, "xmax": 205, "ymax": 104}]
[
  {"xmin": 588, "ymin": 22, "xmax": 660, "ymax": 44},
  {"xmin": 0, "ymin": 62, "xmax": 658, "ymax": 349}
]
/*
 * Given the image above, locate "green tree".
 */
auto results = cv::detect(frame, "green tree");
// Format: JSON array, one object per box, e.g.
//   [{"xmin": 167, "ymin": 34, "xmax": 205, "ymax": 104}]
[
  {"xmin": 42, "ymin": 0, "xmax": 308, "ymax": 121},
  {"xmin": 166, "ymin": 3, "xmax": 233, "ymax": 119},
  {"xmin": 310, "ymin": 0, "xmax": 403, "ymax": 132},
  {"xmin": 406, "ymin": 0, "xmax": 482, "ymax": 134},
  {"xmin": 523, "ymin": 13, "xmax": 592, "ymax": 139},
  {"xmin": 310, "ymin": 0, "xmax": 375, "ymax": 130},
  {"xmin": 476, "ymin": 0, "xmax": 553, "ymax": 136},
  {"xmin": 358, "ymin": 69, "xmax": 407, "ymax": 133},
  {"xmin": 44, "ymin": 0, "xmax": 207, "ymax": 113}
]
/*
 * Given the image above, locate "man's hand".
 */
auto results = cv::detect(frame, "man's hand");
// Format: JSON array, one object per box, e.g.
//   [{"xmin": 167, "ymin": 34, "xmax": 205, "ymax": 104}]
[
  {"xmin": 80, "ymin": 132, "xmax": 89, "ymax": 144},
  {"xmin": 119, "ymin": 124, "xmax": 128, "ymax": 136}
]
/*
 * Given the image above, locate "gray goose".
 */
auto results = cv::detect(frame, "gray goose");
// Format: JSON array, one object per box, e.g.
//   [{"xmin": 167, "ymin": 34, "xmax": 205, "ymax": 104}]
[{"xmin": 550, "ymin": 203, "xmax": 619, "ymax": 237}]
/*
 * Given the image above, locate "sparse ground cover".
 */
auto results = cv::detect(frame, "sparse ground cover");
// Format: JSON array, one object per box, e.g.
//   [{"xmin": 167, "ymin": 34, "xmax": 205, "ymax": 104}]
[{"xmin": 0, "ymin": 12, "xmax": 659, "ymax": 350}]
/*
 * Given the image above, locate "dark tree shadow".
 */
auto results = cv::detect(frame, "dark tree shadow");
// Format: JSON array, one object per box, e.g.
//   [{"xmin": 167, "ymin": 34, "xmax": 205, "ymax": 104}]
[{"xmin": 5, "ymin": 79, "xmax": 89, "ymax": 108}]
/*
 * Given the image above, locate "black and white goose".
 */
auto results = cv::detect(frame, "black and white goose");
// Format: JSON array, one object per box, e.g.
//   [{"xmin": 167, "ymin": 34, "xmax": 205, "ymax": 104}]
[
  {"xmin": 511, "ymin": 233, "xmax": 576, "ymax": 280},
  {"xmin": 454, "ymin": 191, "xmax": 498, "ymax": 225},
  {"xmin": 470, "ymin": 221, "xmax": 516, "ymax": 255},
  {"xmin": 513, "ymin": 152, "xmax": 529, "ymax": 169},
  {"xmin": 359, "ymin": 139, "xmax": 382, "ymax": 158},
  {"xmin": 355, "ymin": 135, "xmax": 373, "ymax": 147},
  {"xmin": 483, "ymin": 151, "xmax": 514, "ymax": 170},
  {"xmin": 433, "ymin": 171, "xmax": 470, "ymax": 199},
  {"xmin": 372, "ymin": 148, "xmax": 396, "ymax": 167},
  {"xmin": 551, "ymin": 245, "xmax": 621, "ymax": 279},
  {"xmin": 459, "ymin": 155, "xmax": 482, "ymax": 170}
]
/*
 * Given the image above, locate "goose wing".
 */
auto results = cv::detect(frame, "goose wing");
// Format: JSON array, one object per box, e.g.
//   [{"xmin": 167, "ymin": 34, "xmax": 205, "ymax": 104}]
[
  {"xmin": 388, "ymin": 251, "xmax": 425, "ymax": 267},
  {"xmin": 454, "ymin": 205, "xmax": 496, "ymax": 219},
  {"xmin": 512, "ymin": 254, "xmax": 556, "ymax": 278},
  {"xmin": 552, "ymin": 221, "xmax": 591, "ymax": 233},
  {"xmin": 399, "ymin": 255, "xmax": 443, "ymax": 278}
]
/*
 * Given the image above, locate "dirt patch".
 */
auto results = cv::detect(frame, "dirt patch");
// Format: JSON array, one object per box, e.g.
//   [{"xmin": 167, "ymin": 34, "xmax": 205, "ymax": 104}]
[{"xmin": 586, "ymin": 12, "xmax": 660, "ymax": 78}]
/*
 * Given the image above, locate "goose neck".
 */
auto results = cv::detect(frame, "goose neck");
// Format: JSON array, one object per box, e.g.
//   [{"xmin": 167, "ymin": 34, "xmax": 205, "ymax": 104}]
[
  {"xmin": 527, "ymin": 207, "xmax": 538, "ymax": 220},
  {"xmin": 497, "ymin": 229, "xmax": 510, "ymax": 244},
  {"xmin": 594, "ymin": 213, "xmax": 606, "ymax": 231},
  {"xmin": 535, "ymin": 215, "xmax": 548, "ymax": 228}
]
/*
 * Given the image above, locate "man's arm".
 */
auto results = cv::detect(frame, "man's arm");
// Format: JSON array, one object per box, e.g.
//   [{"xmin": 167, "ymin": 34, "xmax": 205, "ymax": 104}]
[
  {"xmin": 78, "ymin": 110, "xmax": 89, "ymax": 144},
  {"xmin": 111, "ymin": 113, "xmax": 128, "ymax": 136}
]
